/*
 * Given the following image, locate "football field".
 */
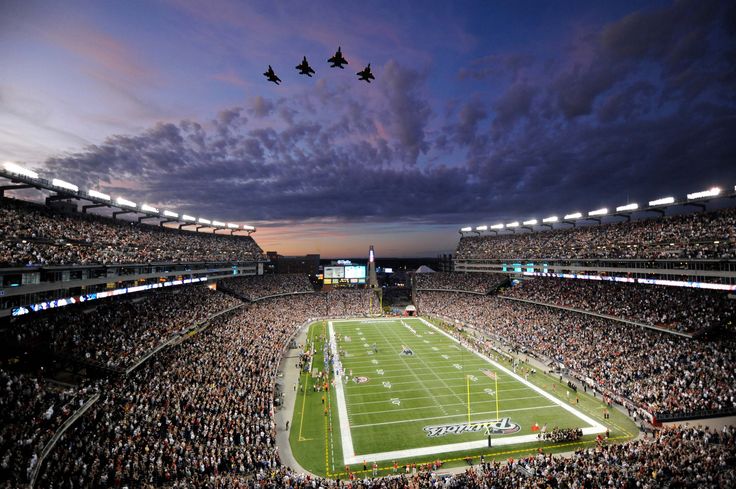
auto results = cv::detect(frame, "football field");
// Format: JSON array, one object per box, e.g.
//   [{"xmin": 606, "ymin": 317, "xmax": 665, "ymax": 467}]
[{"xmin": 289, "ymin": 316, "xmax": 629, "ymax": 477}]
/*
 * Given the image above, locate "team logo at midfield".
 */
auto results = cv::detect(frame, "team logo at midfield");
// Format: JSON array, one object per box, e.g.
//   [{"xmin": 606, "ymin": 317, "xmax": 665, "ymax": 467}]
[
  {"xmin": 423, "ymin": 417, "xmax": 521, "ymax": 438},
  {"xmin": 354, "ymin": 376, "xmax": 369, "ymax": 384}
]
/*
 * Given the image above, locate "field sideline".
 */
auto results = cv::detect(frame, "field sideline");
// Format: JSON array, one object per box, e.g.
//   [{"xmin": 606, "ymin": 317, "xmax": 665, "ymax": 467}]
[{"xmin": 289, "ymin": 317, "xmax": 636, "ymax": 477}]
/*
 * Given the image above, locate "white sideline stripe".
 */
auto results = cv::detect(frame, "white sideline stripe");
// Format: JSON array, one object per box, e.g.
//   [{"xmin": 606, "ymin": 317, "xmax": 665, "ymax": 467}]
[
  {"xmin": 418, "ymin": 318, "xmax": 607, "ymax": 429},
  {"xmin": 344, "ymin": 426, "xmax": 606, "ymax": 465},
  {"xmin": 334, "ymin": 318, "xmax": 606, "ymax": 465},
  {"xmin": 349, "ymin": 400, "xmax": 556, "ymax": 419},
  {"xmin": 328, "ymin": 321, "xmax": 355, "ymax": 461}
]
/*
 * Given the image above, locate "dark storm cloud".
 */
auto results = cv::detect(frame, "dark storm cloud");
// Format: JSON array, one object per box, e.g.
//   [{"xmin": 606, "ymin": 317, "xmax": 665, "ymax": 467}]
[
  {"xmin": 380, "ymin": 60, "xmax": 432, "ymax": 164},
  {"xmin": 44, "ymin": 0, "xmax": 736, "ymax": 227}
]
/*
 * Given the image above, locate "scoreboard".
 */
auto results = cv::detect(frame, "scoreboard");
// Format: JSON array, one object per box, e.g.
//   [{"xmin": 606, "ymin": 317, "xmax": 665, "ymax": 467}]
[{"xmin": 324, "ymin": 265, "xmax": 366, "ymax": 284}]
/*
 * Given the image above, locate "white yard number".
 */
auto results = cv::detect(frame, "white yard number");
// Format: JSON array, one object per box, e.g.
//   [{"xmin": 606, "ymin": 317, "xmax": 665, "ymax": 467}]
[
  {"xmin": 371, "ymin": 359, "xmax": 379, "ymax": 365},
  {"xmin": 367, "ymin": 351, "xmax": 374, "ymax": 355},
  {"xmin": 363, "ymin": 343, "xmax": 369, "ymax": 347},
  {"xmin": 390, "ymin": 398, "xmax": 400, "ymax": 405},
  {"xmin": 469, "ymin": 375, "xmax": 478, "ymax": 382},
  {"xmin": 423, "ymin": 340, "xmax": 429, "ymax": 344},
  {"xmin": 383, "ymin": 382, "xmax": 392, "ymax": 389},
  {"xmin": 484, "ymin": 388, "xmax": 495, "ymax": 396},
  {"xmin": 441, "ymin": 354, "xmax": 450, "ymax": 360},
  {"xmin": 453, "ymin": 363, "xmax": 463, "ymax": 370},
  {"xmin": 377, "ymin": 369, "xmax": 384, "ymax": 375},
  {"xmin": 432, "ymin": 347, "xmax": 439, "ymax": 351}
]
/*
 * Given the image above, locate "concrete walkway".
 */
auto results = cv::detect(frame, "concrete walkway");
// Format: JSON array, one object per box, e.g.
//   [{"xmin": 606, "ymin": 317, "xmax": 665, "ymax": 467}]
[{"xmin": 274, "ymin": 322, "xmax": 315, "ymax": 475}]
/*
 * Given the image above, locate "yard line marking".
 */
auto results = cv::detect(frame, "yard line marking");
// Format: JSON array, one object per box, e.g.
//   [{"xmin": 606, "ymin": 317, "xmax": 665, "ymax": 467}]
[
  {"xmin": 372, "ymin": 318, "xmax": 448, "ymax": 415},
  {"xmin": 381, "ymin": 320, "xmax": 467, "ymax": 407},
  {"xmin": 349, "ymin": 395, "xmax": 550, "ymax": 417},
  {"xmin": 349, "ymin": 393, "xmax": 546, "ymax": 407},
  {"xmin": 418, "ymin": 317, "xmax": 606, "ymax": 432},
  {"xmin": 345, "ymin": 380, "xmax": 533, "ymax": 391},
  {"xmin": 350, "ymin": 404, "xmax": 560, "ymax": 428}
]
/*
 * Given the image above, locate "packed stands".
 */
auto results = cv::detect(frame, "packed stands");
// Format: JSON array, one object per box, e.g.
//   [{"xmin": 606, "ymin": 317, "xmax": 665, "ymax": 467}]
[
  {"xmin": 0, "ymin": 369, "xmax": 97, "ymax": 486},
  {"xmin": 456, "ymin": 207, "xmax": 736, "ymax": 260},
  {"xmin": 442, "ymin": 424, "xmax": 735, "ymax": 488},
  {"xmin": 416, "ymin": 291, "xmax": 736, "ymax": 418},
  {"xmin": 500, "ymin": 277, "xmax": 735, "ymax": 333},
  {"xmin": 8, "ymin": 285, "xmax": 241, "ymax": 369},
  {"xmin": 0, "ymin": 198, "xmax": 264, "ymax": 266},
  {"xmin": 36, "ymin": 295, "xmax": 333, "ymax": 488},
  {"xmin": 326, "ymin": 289, "xmax": 372, "ymax": 316},
  {"xmin": 414, "ymin": 272, "xmax": 508, "ymax": 294},
  {"xmin": 219, "ymin": 274, "xmax": 315, "ymax": 301},
  {"xmin": 34, "ymin": 296, "xmax": 736, "ymax": 489}
]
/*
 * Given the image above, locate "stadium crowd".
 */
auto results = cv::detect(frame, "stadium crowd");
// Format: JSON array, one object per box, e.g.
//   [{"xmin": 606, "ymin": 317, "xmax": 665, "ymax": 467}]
[
  {"xmin": 35, "ymin": 293, "xmax": 365, "ymax": 488},
  {"xmin": 414, "ymin": 272, "xmax": 508, "ymax": 294},
  {"xmin": 219, "ymin": 274, "xmax": 315, "ymax": 301},
  {"xmin": 442, "ymin": 424, "xmax": 736, "ymax": 489},
  {"xmin": 416, "ymin": 291, "xmax": 736, "ymax": 418},
  {"xmin": 456, "ymin": 207, "xmax": 736, "ymax": 260},
  {"xmin": 0, "ymin": 198, "xmax": 264, "ymax": 266},
  {"xmin": 9, "ymin": 285, "xmax": 241, "ymax": 369},
  {"xmin": 0, "ymin": 369, "xmax": 98, "ymax": 486},
  {"xmin": 500, "ymin": 278, "xmax": 735, "ymax": 333},
  {"xmin": 3, "ymin": 268, "xmax": 733, "ymax": 487}
]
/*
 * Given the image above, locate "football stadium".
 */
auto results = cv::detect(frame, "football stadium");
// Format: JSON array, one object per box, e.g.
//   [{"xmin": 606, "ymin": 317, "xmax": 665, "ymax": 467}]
[{"xmin": 2, "ymin": 1, "xmax": 736, "ymax": 488}]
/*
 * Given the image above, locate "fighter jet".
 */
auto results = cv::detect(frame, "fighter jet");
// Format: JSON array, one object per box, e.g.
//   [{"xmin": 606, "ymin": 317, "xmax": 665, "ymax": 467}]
[
  {"xmin": 357, "ymin": 63, "xmax": 375, "ymax": 83},
  {"xmin": 295, "ymin": 56, "xmax": 315, "ymax": 77},
  {"xmin": 327, "ymin": 46, "xmax": 348, "ymax": 69},
  {"xmin": 263, "ymin": 65, "xmax": 281, "ymax": 85}
]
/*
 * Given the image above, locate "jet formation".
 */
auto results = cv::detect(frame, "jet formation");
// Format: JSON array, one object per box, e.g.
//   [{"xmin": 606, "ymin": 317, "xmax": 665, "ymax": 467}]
[{"xmin": 264, "ymin": 47, "xmax": 374, "ymax": 85}]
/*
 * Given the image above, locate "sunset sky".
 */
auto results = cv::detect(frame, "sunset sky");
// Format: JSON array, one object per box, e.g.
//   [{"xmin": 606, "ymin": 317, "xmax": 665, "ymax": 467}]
[{"xmin": 1, "ymin": 0, "xmax": 734, "ymax": 257}]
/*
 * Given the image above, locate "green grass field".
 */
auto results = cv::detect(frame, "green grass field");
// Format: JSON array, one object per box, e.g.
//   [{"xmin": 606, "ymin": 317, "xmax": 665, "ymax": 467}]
[{"xmin": 290, "ymin": 317, "xmax": 636, "ymax": 478}]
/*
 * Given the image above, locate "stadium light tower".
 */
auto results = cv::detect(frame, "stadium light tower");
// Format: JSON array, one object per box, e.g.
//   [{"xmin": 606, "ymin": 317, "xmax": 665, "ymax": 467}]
[{"xmin": 368, "ymin": 245, "xmax": 382, "ymax": 316}]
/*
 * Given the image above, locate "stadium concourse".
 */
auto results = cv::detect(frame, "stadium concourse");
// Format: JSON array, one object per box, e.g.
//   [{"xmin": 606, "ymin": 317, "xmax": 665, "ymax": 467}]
[{"xmin": 0, "ymin": 197, "xmax": 735, "ymax": 488}]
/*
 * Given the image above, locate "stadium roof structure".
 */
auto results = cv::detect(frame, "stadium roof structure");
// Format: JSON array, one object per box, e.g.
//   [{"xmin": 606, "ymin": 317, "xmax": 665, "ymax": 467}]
[
  {"xmin": 414, "ymin": 265, "xmax": 436, "ymax": 273},
  {"xmin": 1, "ymin": 162, "xmax": 256, "ymax": 234},
  {"xmin": 459, "ymin": 185, "xmax": 736, "ymax": 235}
]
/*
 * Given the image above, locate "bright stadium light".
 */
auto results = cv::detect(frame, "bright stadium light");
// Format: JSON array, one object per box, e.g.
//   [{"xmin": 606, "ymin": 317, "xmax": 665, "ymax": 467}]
[
  {"xmin": 242, "ymin": 224, "xmax": 255, "ymax": 231},
  {"xmin": 648, "ymin": 196, "xmax": 675, "ymax": 206},
  {"xmin": 506, "ymin": 221, "xmax": 519, "ymax": 228},
  {"xmin": 564, "ymin": 212, "xmax": 582, "ymax": 220},
  {"xmin": 522, "ymin": 219, "xmax": 538, "ymax": 226},
  {"xmin": 476, "ymin": 225, "xmax": 488, "ymax": 231},
  {"xmin": 4, "ymin": 161, "xmax": 39, "ymax": 179},
  {"xmin": 460, "ymin": 226, "xmax": 472, "ymax": 232},
  {"xmin": 182, "ymin": 214, "xmax": 196, "ymax": 222},
  {"xmin": 89, "ymin": 189, "xmax": 111, "ymax": 201},
  {"xmin": 197, "ymin": 218, "xmax": 211, "ymax": 225},
  {"xmin": 588, "ymin": 208, "xmax": 608, "ymax": 217},
  {"xmin": 51, "ymin": 178, "xmax": 79, "ymax": 192},
  {"xmin": 687, "ymin": 187, "xmax": 721, "ymax": 200},
  {"xmin": 490, "ymin": 223, "xmax": 504, "ymax": 230},
  {"xmin": 616, "ymin": 203, "xmax": 639, "ymax": 212},
  {"xmin": 141, "ymin": 204, "xmax": 159, "ymax": 213},
  {"xmin": 116, "ymin": 197, "xmax": 137, "ymax": 208},
  {"xmin": 212, "ymin": 220, "xmax": 225, "ymax": 227},
  {"xmin": 163, "ymin": 210, "xmax": 179, "ymax": 218},
  {"xmin": 227, "ymin": 223, "xmax": 239, "ymax": 229},
  {"xmin": 542, "ymin": 216, "xmax": 558, "ymax": 223}
]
